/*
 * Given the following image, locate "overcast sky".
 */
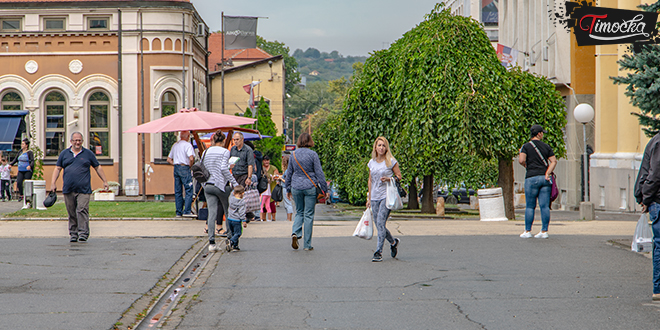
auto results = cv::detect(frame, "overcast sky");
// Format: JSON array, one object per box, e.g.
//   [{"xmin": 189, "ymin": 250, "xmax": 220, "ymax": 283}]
[{"xmin": 190, "ymin": 0, "xmax": 444, "ymax": 57}]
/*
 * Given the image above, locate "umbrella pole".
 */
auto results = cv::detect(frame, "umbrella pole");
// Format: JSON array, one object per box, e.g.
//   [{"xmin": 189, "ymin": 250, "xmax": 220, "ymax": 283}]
[{"xmin": 192, "ymin": 131, "xmax": 205, "ymax": 156}]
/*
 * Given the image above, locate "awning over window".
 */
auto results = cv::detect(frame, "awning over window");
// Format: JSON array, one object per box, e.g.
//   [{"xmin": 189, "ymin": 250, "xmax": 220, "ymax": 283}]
[{"xmin": 0, "ymin": 110, "xmax": 28, "ymax": 151}]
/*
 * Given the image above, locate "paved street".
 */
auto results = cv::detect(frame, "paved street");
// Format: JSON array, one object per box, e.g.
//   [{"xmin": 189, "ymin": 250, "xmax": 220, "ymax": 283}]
[{"xmin": 1, "ymin": 202, "xmax": 659, "ymax": 329}]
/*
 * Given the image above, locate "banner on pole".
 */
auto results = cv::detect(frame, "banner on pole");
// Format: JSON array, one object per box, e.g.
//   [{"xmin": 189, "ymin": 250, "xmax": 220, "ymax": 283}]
[{"xmin": 224, "ymin": 16, "xmax": 258, "ymax": 50}]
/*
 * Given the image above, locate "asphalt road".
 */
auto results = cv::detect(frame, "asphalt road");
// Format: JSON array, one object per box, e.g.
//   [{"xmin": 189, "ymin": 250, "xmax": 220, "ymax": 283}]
[{"xmin": 174, "ymin": 234, "xmax": 659, "ymax": 330}]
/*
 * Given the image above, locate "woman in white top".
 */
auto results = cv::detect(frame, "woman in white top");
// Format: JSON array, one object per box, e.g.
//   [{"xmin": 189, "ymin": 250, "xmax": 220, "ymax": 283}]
[
  {"xmin": 203, "ymin": 130, "xmax": 239, "ymax": 252},
  {"xmin": 366, "ymin": 136, "xmax": 402, "ymax": 262}
]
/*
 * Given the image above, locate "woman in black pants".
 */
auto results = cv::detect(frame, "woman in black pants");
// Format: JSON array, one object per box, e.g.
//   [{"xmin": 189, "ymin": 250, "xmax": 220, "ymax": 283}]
[{"xmin": 10, "ymin": 139, "xmax": 34, "ymax": 201}]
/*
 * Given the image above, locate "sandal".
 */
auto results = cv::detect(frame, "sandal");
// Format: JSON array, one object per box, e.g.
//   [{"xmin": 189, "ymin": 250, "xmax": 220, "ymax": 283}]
[{"xmin": 217, "ymin": 229, "xmax": 227, "ymax": 237}]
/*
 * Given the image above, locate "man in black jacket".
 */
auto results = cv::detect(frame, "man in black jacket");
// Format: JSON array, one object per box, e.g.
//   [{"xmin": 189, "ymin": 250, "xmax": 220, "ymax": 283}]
[{"xmin": 634, "ymin": 133, "xmax": 660, "ymax": 301}]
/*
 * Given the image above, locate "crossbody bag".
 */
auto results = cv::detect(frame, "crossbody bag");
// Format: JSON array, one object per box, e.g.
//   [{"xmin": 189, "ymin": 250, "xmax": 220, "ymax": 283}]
[
  {"xmin": 529, "ymin": 141, "xmax": 559, "ymax": 202},
  {"xmin": 293, "ymin": 151, "xmax": 324, "ymax": 202}
]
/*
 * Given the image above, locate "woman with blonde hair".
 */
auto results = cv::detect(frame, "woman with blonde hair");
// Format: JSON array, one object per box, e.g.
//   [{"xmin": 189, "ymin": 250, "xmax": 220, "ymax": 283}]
[{"xmin": 366, "ymin": 136, "xmax": 402, "ymax": 262}]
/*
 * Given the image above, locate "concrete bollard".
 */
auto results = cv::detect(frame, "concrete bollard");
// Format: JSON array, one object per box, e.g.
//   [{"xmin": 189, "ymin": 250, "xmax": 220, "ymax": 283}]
[
  {"xmin": 469, "ymin": 195, "xmax": 479, "ymax": 210},
  {"xmin": 436, "ymin": 197, "xmax": 445, "ymax": 216}
]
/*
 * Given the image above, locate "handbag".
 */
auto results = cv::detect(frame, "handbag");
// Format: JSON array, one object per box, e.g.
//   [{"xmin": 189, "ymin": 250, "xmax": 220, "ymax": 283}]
[
  {"xmin": 271, "ymin": 183, "xmax": 283, "ymax": 202},
  {"xmin": 244, "ymin": 185, "xmax": 261, "ymax": 213},
  {"xmin": 293, "ymin": 151, "xmax": 325, "ymax": 202},
  {"xmin": 352, "ymin": 208, "xmax": 373, "ymax": 240},
  {"xmin": 191, "ymin": 149, "xmax": 210, "ymax": 183},
  {"xmin": 257, "ymin": 173, "xmax": 269, "ymax": 194},
  {"xmin": 43, "ymin": 191, "xmax": 57, "ymax": 208},
  {"xmin": 530, "ymin": 141, "xmax": 559, "ymax": 203},
  {"xmin": 395, "ymin": 177, "xmax": 407, "ymax": 198},
  {"xmin": 386, "ymin": 177, "xmax": 404, "ymax": 210}
]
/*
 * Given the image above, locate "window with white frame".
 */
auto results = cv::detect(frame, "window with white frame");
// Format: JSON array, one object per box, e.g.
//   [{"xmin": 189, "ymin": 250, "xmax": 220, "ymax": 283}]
[
  {"xmin": 44, "ymin": 17, "xmax": 65, "ymax": 31},
  {"xmin": 161, "ymin": 92, "xmax": 177, "ymax": 158},
  {"xmin": 0, "ymin": 18, "xmax": 21, "ymax": 32},
  {"xmin": 88, "ymin": 92, "xmax": 110, "ymax": 157},
  {"xmin": 87, "ymin": 17, "xmax": 109, "ymax": 30},
  {"xmin": 45, "ymin": 91, "xmax": 66, "ymax": 157},
  {"xmin": 2, "ymin": 91, "xmax": 22, "ymax": 110}
]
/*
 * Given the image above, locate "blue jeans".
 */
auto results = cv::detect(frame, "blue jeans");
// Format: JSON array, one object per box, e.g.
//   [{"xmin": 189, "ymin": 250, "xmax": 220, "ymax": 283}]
[
  {"xmin": 371, "ymin": 198, "xmax": 395, "ymax": 254},
  {"xmin": 524, "ymin": 175, "xmax": 551, "ymax": 232},
  {"xmin": 649, "ymin": 203, "xmax": 660, "ymax": 294},
  {"xmin": 228, "ymin": 219, "xmax": 243, "ymax": 246},
  {"xmin": 174, "ymin": 165, "xmax": 193, "ymax": 215},
  {"xmin": 292, "ymin": 187, "xmax": 317, "ymax": 249}
]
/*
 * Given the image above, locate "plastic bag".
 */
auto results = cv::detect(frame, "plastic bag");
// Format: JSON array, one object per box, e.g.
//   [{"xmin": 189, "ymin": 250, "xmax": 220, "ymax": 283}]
[
  {"xmin": 353, "ymin": 208, "xmax": 373, "ymax": 240},
  {"xmin": 632, "ymin": 213, "xmax": 653, "ymax": 252},
  {"xmin": 386, "ymin": 177, "xmax": 403, "ymax": 210}
]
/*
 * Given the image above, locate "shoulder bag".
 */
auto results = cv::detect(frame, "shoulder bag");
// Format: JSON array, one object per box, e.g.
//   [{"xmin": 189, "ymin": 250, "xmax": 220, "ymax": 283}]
[
  {"xmin": 191, "ymin": 149, "xmax": 210, "ymax": 183},
  {"xmin": 293, "ymin": 151, "xmax": 325, "ymax": 202},
  {"xmin": 529, "ymin": 141, "xmax": 559, "ymax": 203}
]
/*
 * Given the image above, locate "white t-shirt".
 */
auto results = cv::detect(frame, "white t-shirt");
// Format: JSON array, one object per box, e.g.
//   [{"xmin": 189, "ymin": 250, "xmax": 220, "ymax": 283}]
[
  {"xmin": 168, "ymin": 140, "xmax": 194, "ymax": 165},
  {"xmin": 368, "ymin": 158, "xmax": 397, "ymax": 201}
]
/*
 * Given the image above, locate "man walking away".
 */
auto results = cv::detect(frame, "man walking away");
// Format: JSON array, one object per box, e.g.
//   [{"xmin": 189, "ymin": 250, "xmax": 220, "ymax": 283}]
[
  {"xmin": 230, "ymin": 132, "xmax": 255, "ymax": 187},
  {"xmin": 635, "ymin": 132, "xmax": 660, "ymax": 301},
  {"xmin": 50, "ymin": 132, "xmax": 109, "ymax": 242},
  {"xmin": 167, "ymin": 131, "xmax": 195, "ymax": 217}
]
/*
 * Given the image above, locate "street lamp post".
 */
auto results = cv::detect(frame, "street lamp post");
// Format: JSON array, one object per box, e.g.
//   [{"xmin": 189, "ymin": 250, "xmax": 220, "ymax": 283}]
[
  {"xmin": 289, "ymin": 116, "xmax": 302, "ymax": 144},
  {"xmin": 574, "ymin": 103, "xmax": 595, "ymax": 219}
]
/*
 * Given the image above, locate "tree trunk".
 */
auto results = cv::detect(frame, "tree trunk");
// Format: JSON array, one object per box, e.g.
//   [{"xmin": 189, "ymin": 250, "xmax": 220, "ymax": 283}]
[
  {"xmin": 497, "ymin": 157, "xmax": 515, "ymax": 220},
  {"xmin": 407, "ymin": 178, "xmax": 419, "ymax": 209},
  {"xmin": 421, "ymin": 175, "xmax": 435, "ymax": 214}
]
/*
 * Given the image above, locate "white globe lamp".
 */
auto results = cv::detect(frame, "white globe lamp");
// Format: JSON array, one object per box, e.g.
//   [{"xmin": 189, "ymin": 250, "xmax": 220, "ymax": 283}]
[
  {"xmin": 573, "ymin": 103, "xmax": 594, "ymax": 124},
  {"xmin": 573, "ymin": 103, "xmax": 594, "ymax": 206}
]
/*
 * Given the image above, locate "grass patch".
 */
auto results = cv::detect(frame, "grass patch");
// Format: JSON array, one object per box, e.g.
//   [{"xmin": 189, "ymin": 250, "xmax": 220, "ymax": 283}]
[{"xmin": 4, "ymin": 201, "xmax": 177, "ymax": 218}]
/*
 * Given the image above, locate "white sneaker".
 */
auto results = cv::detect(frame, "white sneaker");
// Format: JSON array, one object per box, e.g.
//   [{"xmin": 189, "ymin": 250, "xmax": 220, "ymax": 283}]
[
  {"xmin": 520, "ymin": 231, "xmax": 533, "ymax": 238},
  {"xmin": 208, "ymin": 244, "xmax": 219, "ymax": 252},
  {"xmin": 534, "ymin": 232, "xmax": 549, "ymax": 239}
]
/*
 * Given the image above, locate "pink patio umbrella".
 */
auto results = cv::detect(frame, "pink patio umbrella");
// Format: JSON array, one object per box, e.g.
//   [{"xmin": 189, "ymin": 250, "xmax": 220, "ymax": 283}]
[{"xmin": 124, "ymin": 107, "xmax": 256, "ymax": 133}]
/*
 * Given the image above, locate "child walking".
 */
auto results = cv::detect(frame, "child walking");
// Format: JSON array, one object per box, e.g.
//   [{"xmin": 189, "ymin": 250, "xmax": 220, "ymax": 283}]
[
  {"xmin": 0, "ymin": 158, "xmax": 11, "ymax": 202},
  {"xmin": 227, "ymin": 185, "xmax": 248, "ymax": 251}
]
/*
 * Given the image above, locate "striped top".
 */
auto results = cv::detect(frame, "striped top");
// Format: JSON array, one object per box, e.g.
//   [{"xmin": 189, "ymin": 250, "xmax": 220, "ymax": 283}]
[{"xmin": 202, "ymin": 146, "xmax": 238, "ymax": 192}]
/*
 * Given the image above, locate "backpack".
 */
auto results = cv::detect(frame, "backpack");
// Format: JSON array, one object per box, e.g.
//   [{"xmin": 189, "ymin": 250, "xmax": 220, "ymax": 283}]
[{"xmin": 191, "ymin": 149, "xmax": 210, "ymax": 183}]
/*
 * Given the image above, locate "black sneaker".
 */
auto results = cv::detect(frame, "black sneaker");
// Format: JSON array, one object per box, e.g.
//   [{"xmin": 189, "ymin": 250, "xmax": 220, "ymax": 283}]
[
  {"xmin": 78, "ymin": 237, "xmax": 87, "ymax": 242},
  {"xmin": 233, "ymin": 245, "xmax": 240, "ymax": 251},
  {"xmin": 225, "ymin": 239, "xmax": 232, "ymax": 252},
  {"xmin": 372, "ymin": 252, "xmax": 383, "ymax": 262},
  {"xmin": 390, "ymin": 238, "xmax": 400, "ymax": 258},
  {"xmin": 70, "ymin": 236, "xmax": 78, "ymax": 242}
]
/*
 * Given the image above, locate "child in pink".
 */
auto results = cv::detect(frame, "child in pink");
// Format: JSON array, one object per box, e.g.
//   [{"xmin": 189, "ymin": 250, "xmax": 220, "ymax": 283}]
[{"xmin": 0, "ymin": 157, "xmax": 11, "ymax": 201}]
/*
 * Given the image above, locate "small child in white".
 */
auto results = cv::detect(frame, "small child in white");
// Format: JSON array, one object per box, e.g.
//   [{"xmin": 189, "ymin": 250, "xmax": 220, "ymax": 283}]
[
  {"xmin": 227, "ymin": 185, "xmax": 248, "ymax": 251},
  {"xmin": 0, "ymin": 158, "xmax": 11, "ymax": 202}
]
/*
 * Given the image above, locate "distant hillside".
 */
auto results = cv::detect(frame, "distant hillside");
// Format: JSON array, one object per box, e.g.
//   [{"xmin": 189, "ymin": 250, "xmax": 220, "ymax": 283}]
[{"xmin": 293, "ymin": 48, "xmax": 367, "ymax": 83}]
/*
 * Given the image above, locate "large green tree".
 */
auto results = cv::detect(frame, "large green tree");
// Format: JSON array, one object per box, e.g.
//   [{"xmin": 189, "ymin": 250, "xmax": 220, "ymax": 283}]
[
  {"xmin": 257, "ymin": 36, "xmax": 300, "ymax": 94},
  {"xmin": 314, "ymin": 5, "xmax": 566, "ymax": 216},
  {"xmin": 243, "ymin": 98, "xmax": 285, "ymax": 171}
]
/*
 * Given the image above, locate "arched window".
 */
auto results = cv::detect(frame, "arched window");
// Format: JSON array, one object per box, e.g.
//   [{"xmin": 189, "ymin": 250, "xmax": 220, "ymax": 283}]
[
  {"xmin": 2, "ymin": 91, "xmax": 22, "ymax": 110},
  {"xmin": 88, "ymin": 91, "xmax": 110, "ymax": 157},
  {"xmin": 161, "ymin": 91, "xmax": 177, "ymax": 158},
  {"xmin": 45, "ymin": 91, "xmax": 66, "ymax": 157}
]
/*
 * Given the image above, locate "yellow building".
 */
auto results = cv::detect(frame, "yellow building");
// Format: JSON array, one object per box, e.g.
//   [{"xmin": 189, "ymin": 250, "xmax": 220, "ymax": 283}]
[
  {"xmin": 592, "ymin": 0, "xmax": 649, "ymax": 212},
  {"xmin": 208, "ymin": 55, "xmax": 286, "ymax": 135}
]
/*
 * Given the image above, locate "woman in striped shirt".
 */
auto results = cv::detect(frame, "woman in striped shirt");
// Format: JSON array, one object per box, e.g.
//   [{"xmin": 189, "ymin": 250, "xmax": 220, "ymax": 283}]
[{"xmin": 203, "ymin": 130, "xmax": 239, "ymax": 252}]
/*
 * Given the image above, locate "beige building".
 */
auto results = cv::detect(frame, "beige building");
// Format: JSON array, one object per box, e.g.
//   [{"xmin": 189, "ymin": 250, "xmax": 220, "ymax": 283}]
[{"xmin": 0, "ymin": 0, "xmax": 209, "ymax": 196}]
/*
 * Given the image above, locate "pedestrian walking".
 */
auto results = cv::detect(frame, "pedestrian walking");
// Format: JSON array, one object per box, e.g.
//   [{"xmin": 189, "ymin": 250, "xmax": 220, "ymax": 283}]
[
  {"xmin": 10, "ymin": 139, "xmax": 34, "ymax": 201},
  {"xmin": 227, "ymin": 185, "xmax": 249, "ymax": 251},
  {"xmin": 518, "ymin": 125, "xmax": 557, "ymax": 239},
  {"xmin": 260, "ymin": 155, "xmax": 279, "ymax": 221},
  {"xmin": 285, "ymin": 133, "xmax": 328, "ymax": 251},
  {"xmin": 366, "ymin": 136, "xmax": 402, "ymax": 262},
  {"xmin": 167, "ymin": 131, "xmax": 195, "ymax": 217},
  {"xmin": 203, "ymin": 130, "xmax": 239, "ymax": 252},
  {"xmin": 230, "ymin": 132, "xmax": 255, "ymax": 188},
  {"xmin": 634, "ymin": 132, "xmax": 660, "ymax": 301},
  {"xmin": 281, "ymin": 155, "xmax": 293, "ymax": 221},
  {"xmin": 50, "ymin": 132, "xmax": 109, "ymax": 242},
  {"xmin": 0, "ymin": 157, "xmax": 11, "ymax": 201}
]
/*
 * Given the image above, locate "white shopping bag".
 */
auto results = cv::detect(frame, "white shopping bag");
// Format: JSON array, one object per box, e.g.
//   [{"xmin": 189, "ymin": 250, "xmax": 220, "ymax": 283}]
[
  {"xmin": 632, "ymin": 213, "xmax": 653, "ymax": 252},
  {"xmin": 386, "ymin": 177, "xmax": 403, "ymax": 210},
  {"xmin": 353, "ymin": 208, "xmax": 373, "ymax": 240}
]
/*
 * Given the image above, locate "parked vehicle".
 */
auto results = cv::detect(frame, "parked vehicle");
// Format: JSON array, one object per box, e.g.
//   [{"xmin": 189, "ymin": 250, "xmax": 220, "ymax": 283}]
[{"xmin": 437, "ymin": 187, "xmax": 476, "ymax": 204}]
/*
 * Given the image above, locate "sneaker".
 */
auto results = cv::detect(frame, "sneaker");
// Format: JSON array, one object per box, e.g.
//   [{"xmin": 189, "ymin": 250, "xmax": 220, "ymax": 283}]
[
  {"xmin": 520, "ymin": 232, "xmax": 533, "ymax": 238},
  {"xmin": 372, "ymin": 252, "xmax": 383, "ymax": 262},
  {"xmin": 653, "ymin": 294, "xmax": 660, "ymax": 301},
  {"xmin": 390, "ymin": 238, "xmax": 400, "ymax": 258},
  {"xmin": 209, "ymin": 244, "xmax": 221, "ymax": 252},
  {"xmin": 233, "ymin": 245, "xmax": 241, "ymax": 251},
  {"xmin": 182, "ymin": 213, "xmax": 196, "ymax": 218},
  {"xmin": 225, "ymin": 239, "xmax": 232, "ymax": 252},
  {"xmin": 534, "ymin": 232, "xmax": 549, "ymax": 239},
  {"xmin": 70, "ymin": 236, "xmax": 78, "ymax": 242},
  {"xmin": 291, "ymin": 234, "xmax": 299, "ymax": 250},
  {"xmin": 78, "ymin": 237, "xmax": 87, "ymax": 242},
  {"xmin": 303, "ymin": 247, "xmax": 314, "ymax": 251}
]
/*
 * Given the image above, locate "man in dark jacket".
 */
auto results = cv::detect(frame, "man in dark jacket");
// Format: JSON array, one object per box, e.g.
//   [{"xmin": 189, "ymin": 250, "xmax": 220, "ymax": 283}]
[{"xmin": 634, "ymin": 132, "xmax": 660, "ymax": 301}]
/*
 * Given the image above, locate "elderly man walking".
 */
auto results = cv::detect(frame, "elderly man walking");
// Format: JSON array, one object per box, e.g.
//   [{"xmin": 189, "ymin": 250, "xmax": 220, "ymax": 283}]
[
  {"xmin": 167, "ymin": 131, "xmax": 195, "ymax": 217},
  {"xmin": 50, "ymin": 132, "xmax": 109, "ymax": 242},
  {"xmin": 230, "ymin": 132, "xmax": 255, "ymax": 187}
]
